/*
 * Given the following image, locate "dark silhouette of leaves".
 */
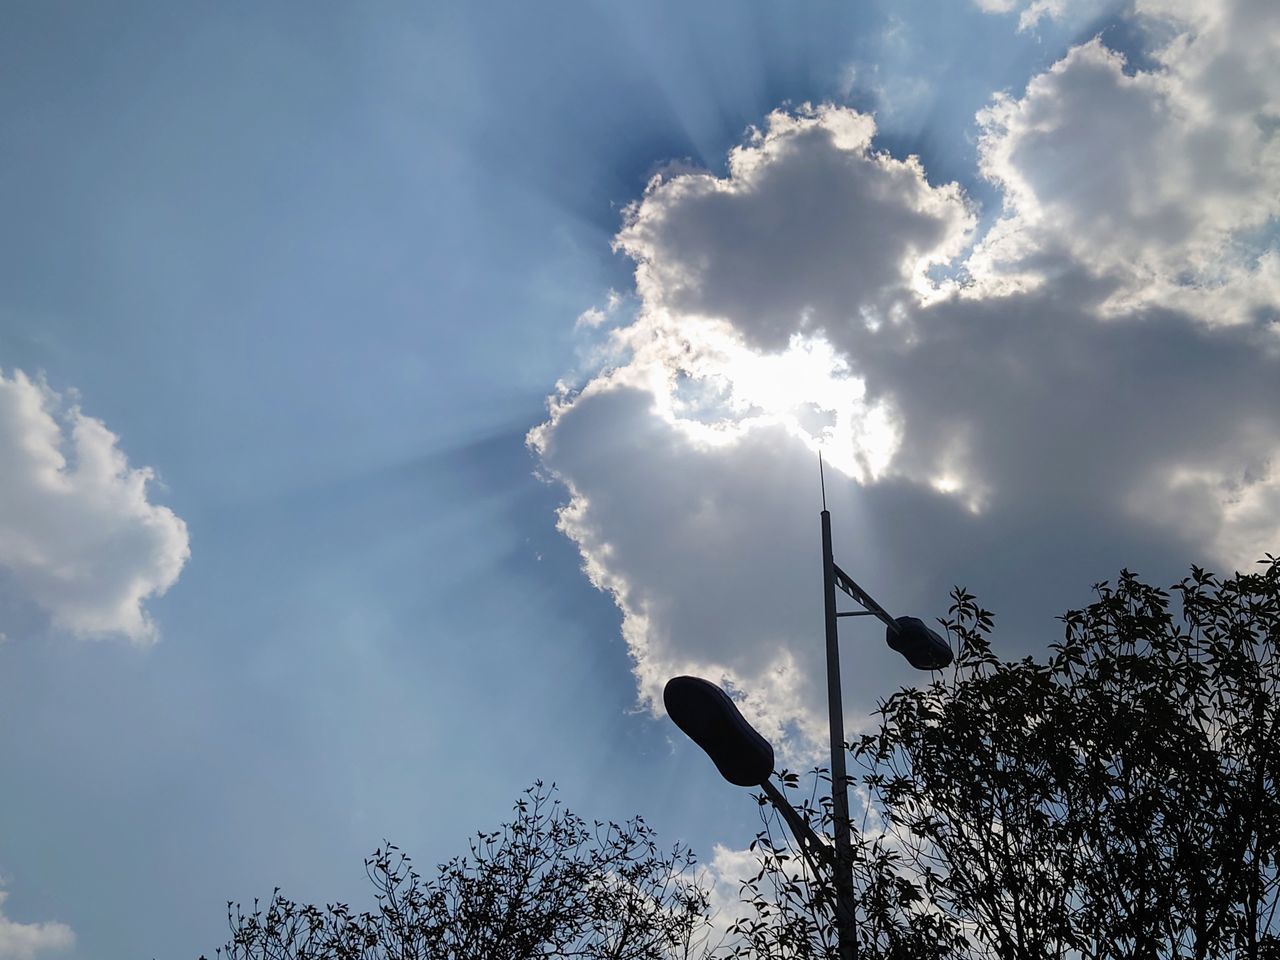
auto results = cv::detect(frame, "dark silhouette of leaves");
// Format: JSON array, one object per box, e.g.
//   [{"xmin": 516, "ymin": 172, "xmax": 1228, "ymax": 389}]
[
  {"xmin": 203, "ymin": 782, "xmax": 716, "ymax": 960},
  {"xmin": 203, "ymin": 558, "xmax": 1280, "ymax": 960}
]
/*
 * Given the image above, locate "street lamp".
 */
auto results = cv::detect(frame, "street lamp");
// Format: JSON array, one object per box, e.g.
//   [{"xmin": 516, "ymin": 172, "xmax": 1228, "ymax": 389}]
[{"xmin": 663, "ymin": 506, "xmax": 952, "ymax": 960}]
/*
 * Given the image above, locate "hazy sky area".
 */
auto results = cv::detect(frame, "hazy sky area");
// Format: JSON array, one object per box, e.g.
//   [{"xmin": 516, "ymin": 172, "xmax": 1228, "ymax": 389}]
[{"xmin": 2, "ymin": 1, "xmax": 1278, "ymax": 956}]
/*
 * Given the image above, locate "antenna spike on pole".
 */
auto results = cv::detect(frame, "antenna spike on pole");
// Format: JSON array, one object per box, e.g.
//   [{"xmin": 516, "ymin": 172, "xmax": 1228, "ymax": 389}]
[{"xmin": 819, "ymin": 451, "xmax": 828, "ymax": 511}]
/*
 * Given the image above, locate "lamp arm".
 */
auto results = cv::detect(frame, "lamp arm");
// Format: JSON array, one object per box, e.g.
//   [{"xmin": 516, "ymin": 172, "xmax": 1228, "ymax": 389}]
[
  {"xmin": 832, "ymin": 563, "xmax": 901, "ymax": 634},
  {"xmin": 760, "ymin": 779, "xmax": 836, "ymax": 874},
  {"xmin": 761, "ymin": 779, "xmax": 863, "ymax": 951}
]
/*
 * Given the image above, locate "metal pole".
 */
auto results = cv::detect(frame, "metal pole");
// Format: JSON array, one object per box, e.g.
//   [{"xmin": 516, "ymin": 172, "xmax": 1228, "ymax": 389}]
[
  {"xmin": 822, "ymin": 509, "xmax": 859, "ymax": 960},
  {"xmin": 761, "ymin": 780, "xmax": 861, "ymax": 948}
]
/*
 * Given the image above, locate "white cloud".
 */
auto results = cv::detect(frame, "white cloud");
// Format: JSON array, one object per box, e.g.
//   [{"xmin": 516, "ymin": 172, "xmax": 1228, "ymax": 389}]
[
  {"xmin": 837, "ymin": 60, "xmax": 934, "ymax": 125},
  {"xmin": 615, "ymin": 105, "xmax": 975, "ymax": 352},
  {"xmin": 0, "ymin": 892, "xmax": 74, "ymax": 960},
  {"xmin": 575, "ymin": 290, "xmax": 624, "ymax": 330},
  {"xmin": 532, "ymin": 1, "xmax": 1280, "ymax": 752},
  {"xmin": 0, "ymin": 370, "xmax": 190, "ymax": 643},
  {"xmin": 970, "ymin": 0, "xmax": 1114, "ymax": 32},
  {"xmin": 971, "ymin": 6, "xmax": 1280, "ymax": 322}
]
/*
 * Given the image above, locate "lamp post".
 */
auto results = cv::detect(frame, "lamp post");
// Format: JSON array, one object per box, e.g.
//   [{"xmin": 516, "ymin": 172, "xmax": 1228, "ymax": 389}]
[{"xmin": 664, "ymin": 507, "xmax": 952, "ymax": 960}]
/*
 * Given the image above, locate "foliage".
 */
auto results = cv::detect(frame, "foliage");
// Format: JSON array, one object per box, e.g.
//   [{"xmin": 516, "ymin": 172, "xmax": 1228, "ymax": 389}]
[
  {"xmin": 206, "ymin": 558, "xmax": 1280, "ymax": 959},
  {"xmin": 204, "ymin": 781, "xmax": 715, "ymax": 960},
  {"xmin": 726, "ymin": 769, "xmax": 955, "ymax": 960},
  {"xmin": 741, "ymin": 557, "xmax": 1280, "ymax": 959}
]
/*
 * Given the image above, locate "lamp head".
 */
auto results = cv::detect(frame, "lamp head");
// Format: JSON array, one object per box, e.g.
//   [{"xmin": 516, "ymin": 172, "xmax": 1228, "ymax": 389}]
[
  {"xmin": 887, "ymin": 616, "xmax": 953, "ymax": 670},
  {"xmin": 663, "ymin": 676, "xmax": 775, "ymax": 787}
]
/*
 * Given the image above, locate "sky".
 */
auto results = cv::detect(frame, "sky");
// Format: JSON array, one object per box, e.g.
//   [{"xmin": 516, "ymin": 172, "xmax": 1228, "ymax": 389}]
[{"xmin": 1, "ymin": 0, "xmax": 1278, "ymax": 956}]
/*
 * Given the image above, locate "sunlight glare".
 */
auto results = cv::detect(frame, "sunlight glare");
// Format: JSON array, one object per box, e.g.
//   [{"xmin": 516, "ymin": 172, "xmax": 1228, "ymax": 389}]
[{"xmin": 643, "ymin": 321, "xmax": 902, "ymax": 485}]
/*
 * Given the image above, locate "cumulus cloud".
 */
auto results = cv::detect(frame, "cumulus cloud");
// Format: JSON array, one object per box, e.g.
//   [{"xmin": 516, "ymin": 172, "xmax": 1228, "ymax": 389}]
[
  {"xmin": 532, "ymin": 0, "xmax": 1280, "ymax": 751},
  {"xmin": 0, "ymin": 370, "xmax": 190, "ymax": 643},
  {"xmin": 0, "ymin": 892, "xmax": 74, "ymax": 960},
  {"xmin": 615, "ymin": 106, "xmax": 975, "ymax": 352},
  {"xmin": 971, "ymin": 4, "xmax": 1280, "ymax": 322}
]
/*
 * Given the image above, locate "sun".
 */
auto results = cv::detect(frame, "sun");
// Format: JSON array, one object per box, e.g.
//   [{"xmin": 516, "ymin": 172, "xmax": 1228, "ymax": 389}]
[{"xmin": 635, "ymin": 316, "xmax": 903, "ymax": 485}]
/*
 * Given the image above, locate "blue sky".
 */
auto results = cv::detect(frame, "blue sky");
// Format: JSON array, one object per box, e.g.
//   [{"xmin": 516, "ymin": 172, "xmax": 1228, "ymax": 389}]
[{"xmin": 2, "ymin": 1, "xmax": 1278, "ymax": 957}]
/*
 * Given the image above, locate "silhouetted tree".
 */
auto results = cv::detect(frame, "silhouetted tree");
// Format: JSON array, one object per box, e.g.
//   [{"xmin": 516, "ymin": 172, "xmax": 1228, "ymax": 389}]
[
  {"xmin": 737, "ymin": 557, "xmax": 1280, "ymax": 959},
  {"xmin": 206, "ymin": 558, "xmax": 1280, "ymax": 960},
  {"xmin": 205, "ymin": 781, "xmax": 717, "ymax": 960}
]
